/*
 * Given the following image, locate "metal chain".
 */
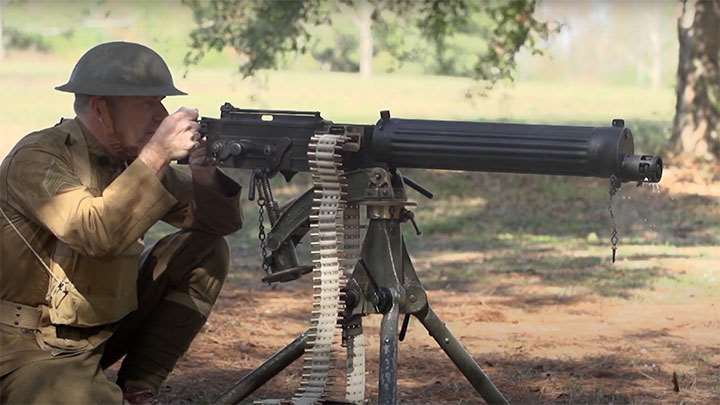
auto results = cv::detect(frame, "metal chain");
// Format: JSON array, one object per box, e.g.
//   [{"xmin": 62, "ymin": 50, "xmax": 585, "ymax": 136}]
[
  {"xmin": 256, "ymin": 196, "xmax": 271, "ymax": 275},
  {"xmin": 608, "ymin": 175, "xmax": 621, "ymax": 263}
]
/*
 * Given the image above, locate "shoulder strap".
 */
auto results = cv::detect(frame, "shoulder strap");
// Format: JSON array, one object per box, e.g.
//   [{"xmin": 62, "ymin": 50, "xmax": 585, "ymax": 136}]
[{"xmin": 0, "ymin": 205, "xmax": 64, "ymax": 287}]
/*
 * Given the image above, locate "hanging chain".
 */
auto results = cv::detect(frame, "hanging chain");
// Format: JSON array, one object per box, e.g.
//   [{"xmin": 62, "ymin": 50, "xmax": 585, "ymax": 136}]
[
  {"xmin": 608, "ymin": 175, "xmax": 621, "ymax": 263},
  {"xmin": 256, "ymin": 191, "xmax": 271, "ymax": 276}
]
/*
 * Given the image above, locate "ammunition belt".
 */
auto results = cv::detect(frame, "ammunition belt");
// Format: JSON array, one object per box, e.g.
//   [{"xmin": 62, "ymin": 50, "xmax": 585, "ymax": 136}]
[{"xmin": 290, "ymin": 130, "xmax": 364, "ymax": 404}]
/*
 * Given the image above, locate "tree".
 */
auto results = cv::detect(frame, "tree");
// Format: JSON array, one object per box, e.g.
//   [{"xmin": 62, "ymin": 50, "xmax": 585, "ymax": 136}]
[
  {"xmin": 182, "ymin": 0, "xmax": 555, "ymax": 85},
  {"xmin": 0, "ymin": 0, "xmax": 5, "ymax": 60},
  {"xmin": 0, "ymin": 0, "xmax": 52, "ymax": 59},
  {"xmin": 671, "ymin": 0, "xmax": 720, "ymax": 162},
  {"xmin": 351, "ymin": 1, "xmax": 373, "ymax": 78}
]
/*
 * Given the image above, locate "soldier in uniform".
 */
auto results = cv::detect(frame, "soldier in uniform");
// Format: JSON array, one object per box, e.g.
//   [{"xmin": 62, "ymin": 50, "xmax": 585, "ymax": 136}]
[{"xmin": 0, "ymin": 41, "xmax": 243, "ymax": 404}]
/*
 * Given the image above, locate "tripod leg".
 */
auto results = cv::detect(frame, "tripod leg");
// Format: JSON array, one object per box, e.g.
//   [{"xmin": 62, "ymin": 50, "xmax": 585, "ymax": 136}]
[
  {"xmin": 378, "ymin": 293, "xmax": 400, "ymax": 405},
  {"xmin": 416, "ymin": 305, "xmax": 509, "ymax": 405},
  {"xmin": 215, "ymin": 332, "xmax": 308, "ymax": 405}
]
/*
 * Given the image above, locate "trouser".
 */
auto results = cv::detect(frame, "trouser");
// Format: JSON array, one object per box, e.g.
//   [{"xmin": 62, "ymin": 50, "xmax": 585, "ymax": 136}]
[{"xmin": 0, "ymin": 230, "xmax": 230, "ymax": 404}]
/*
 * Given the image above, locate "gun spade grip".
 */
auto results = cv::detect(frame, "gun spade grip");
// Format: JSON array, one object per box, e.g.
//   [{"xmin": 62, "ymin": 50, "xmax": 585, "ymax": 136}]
[{"xmin": 371, "ymin": 118, "xmax": 661, "ymax": 182}]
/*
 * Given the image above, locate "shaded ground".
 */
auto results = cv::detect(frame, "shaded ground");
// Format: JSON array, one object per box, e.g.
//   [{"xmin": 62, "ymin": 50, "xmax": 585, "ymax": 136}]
[
  {"xmin": 149, "ymin": 245, "xmax": 719, "ymax": 405},
  {"xmin": 134, "ymin": 165, "xmax": 720, "ymax": 404}
]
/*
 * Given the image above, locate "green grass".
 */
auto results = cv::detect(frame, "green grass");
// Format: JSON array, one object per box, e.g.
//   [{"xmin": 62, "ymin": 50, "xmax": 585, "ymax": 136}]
[
  {"xmin": 2, "ymin": 35, "xmax": 715, "ymax": 306},
  {"xmin": 0, "ymin": 53, "xmax": 674, "ymax": 156}
]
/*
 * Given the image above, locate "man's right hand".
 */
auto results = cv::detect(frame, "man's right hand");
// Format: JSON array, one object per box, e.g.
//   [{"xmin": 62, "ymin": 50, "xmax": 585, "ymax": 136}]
[{"xmin": 139, "ymin": 107, "xmax": 200, "ymax": 175}]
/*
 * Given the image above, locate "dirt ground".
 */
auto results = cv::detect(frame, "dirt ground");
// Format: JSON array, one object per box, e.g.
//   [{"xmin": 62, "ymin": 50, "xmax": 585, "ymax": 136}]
[{"xmin": 129, "ymin": 166, "xmax": 719, "ymax": 405}]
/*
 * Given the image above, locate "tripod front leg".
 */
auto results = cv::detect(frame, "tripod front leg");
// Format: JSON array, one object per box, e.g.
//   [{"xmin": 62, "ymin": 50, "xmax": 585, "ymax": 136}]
[
  {"xmin": 416, "ymin": 305, "xmax": 509, "ymax": 405},
  {"xmin": 215, "ymin": 332, "xmax": 308, "ymax": 404},
  {"xmin": 378, "ymin": 289, "xmax": 400, "ymax": 405}
]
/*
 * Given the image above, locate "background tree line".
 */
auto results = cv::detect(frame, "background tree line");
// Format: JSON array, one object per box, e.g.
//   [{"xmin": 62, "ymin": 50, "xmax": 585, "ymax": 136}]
[
  {"xmin": 181, "ymin": 0, "xmax": 720, "ymax": 165},
  {"xmin": 1, "ymin": 0, "xmax": 717, "ymax": 165}
]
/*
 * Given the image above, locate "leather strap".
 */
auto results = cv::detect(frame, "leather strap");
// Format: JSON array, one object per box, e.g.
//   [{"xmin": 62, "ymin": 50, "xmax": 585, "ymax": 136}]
[{"xmin": 0, "ymin": 299, "xmax": 46, "ymax": 329}]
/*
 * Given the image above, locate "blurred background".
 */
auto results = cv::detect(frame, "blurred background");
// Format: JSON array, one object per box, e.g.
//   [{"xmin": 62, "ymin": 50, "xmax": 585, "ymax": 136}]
[
  {"xmin": 1, "ymin": 1, "xmax": 719, "ymax": 403},
  {"xmin": 0, "ymin": 0, "xmax": 683, "ymax": 155}
]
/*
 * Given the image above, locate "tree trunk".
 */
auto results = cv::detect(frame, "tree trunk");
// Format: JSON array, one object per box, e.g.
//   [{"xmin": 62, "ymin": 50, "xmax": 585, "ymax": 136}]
[
  {"xmin": 353, "ymin": 1, "xmax": 374, "ymax": 78},
  {"xmin": 649, "ymin": 28, "xmax": 662, "ymax": 89},
  {"xmin": 671, "ymin": 0, "xmax": 720, "ymax": 162},
  {"xmin": 0, "ymin": 0, "xmax": 5, "ymax": 61}
]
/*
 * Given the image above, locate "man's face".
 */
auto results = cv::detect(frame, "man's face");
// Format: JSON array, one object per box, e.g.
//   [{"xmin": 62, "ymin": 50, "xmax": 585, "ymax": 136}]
[{"xmin": 105, "ymin": 96, "xmax": 168, "ymax": 158}]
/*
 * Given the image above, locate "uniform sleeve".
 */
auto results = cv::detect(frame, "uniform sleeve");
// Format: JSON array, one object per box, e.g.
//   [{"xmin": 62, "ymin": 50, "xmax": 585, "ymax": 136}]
[
  {"xmin": 161, "ymin": 165, "xmax": 243, "ymax": 236},
  {"xmin": 6, "ymin": 146, "xmax": 178, "ymax": 257}
]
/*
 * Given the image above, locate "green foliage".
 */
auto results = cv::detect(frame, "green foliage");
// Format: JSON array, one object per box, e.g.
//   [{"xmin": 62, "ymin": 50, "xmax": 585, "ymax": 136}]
[
  {"xmin": 309, "ymin": 15, "xmax": 360, "ymax": 73},
  {"xmin": 183, "ymin": 0, "xmax": 328, "ymax": 77},
  {"xmin": 3, "ymin": 26, "xmax": 51, "ymax": 52},
  {"xmin": 183, "ymin": 0, "xmax": 557, "ymax": 85},
  {"xmin": 474, "ymin": 0, "xmax": 557, "ymax": 86}
]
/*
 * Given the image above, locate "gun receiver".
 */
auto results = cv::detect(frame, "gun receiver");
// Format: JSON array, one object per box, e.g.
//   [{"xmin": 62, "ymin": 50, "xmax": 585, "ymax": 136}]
[{"xmin": 199, "ymin": 103, "xmax": 662, "ymax": 183}]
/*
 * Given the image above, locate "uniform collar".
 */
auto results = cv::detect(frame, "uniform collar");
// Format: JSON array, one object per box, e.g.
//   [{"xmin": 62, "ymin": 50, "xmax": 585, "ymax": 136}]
[{"xmin": 57, "ymin": 118, "xmax": 127, "ymax": 167}]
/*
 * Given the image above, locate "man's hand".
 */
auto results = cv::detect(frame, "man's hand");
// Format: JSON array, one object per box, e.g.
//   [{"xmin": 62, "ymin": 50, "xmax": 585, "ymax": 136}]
[
  {"xmin": 189, "ymin": 138, "xmax": 224, "ymax": 189},
  {"xmin": 189, "ymin": 139, "xmax": 213, "ymax": 167},
  {"xmin": 139, "ymin": 107, "xmax": 200, "ymax": 175}
]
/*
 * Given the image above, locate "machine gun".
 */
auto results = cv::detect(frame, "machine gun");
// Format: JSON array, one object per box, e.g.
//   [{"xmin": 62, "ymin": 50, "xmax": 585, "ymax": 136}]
[{"xmin": 191, "ymin": 103, "xmax": 663, "ymax": 404}]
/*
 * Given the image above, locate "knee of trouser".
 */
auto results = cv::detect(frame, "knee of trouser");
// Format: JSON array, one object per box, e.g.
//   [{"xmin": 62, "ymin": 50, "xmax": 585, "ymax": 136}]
[
  {"xmin": 1, "ymin": 356, "xmax": 123, "ymax": 405},
  {"xmin": 163, "ymin": 236, "xmax": 230, "ymax": 318},
  {"xmin": 146, "ymin": 231, "xmax": 229, "ymax": 279},
  {"xmin": 194, "ymin": 234, "xmax": 230, "ymax": 284},
  {"xmin": 193, "ymin": 235, "xmax": 230, "ymax": 298}
]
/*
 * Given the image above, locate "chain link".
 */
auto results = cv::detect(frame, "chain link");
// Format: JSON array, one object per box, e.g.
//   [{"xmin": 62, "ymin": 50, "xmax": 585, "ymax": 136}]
[
  {"xmin": 608, "ymin": 175, "xmax": 621, "ymax": 263},
  {"xmin": 256, "ymin": 195, "xmax": 271, "ymax": 275}
]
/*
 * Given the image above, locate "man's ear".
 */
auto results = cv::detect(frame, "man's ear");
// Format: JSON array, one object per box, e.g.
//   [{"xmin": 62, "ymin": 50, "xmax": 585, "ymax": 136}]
[{"xmin": 89, "ymin": 96, "xmax": 114, "ymax": 133}]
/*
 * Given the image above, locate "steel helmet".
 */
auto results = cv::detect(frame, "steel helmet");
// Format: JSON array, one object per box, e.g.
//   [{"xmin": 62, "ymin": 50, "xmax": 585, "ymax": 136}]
[{"xmin": 55, "ymin": 41, "xmax": 186, "ymax": 96}]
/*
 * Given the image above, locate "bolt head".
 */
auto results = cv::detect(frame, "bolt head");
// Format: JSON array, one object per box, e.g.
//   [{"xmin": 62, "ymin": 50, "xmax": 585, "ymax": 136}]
[{"xmin": 210, "ymin": 142, "xmax": 224, "ymax": 153}]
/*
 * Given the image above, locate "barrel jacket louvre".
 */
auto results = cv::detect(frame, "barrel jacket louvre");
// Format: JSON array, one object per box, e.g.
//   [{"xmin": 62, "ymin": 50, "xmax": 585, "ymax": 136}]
[{"xmin": 0, "ymin": 119, "xmax": 242, "ymax": 372}]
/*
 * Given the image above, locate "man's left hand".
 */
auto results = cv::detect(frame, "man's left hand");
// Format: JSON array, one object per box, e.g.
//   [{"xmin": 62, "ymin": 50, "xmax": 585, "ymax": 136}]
[{"xmin": 188, "ymin": 139, "xmax": 213, "ymax": 167}]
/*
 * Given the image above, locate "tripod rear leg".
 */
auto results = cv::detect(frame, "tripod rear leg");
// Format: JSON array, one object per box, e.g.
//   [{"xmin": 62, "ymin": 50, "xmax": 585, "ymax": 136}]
[
  {"xmin": 416, "ymin": 305, "xmax": 509, "ymax": 405},
  {"xmin": 378, "ymin": 290, "xmax": 400, "ymax": 405}
]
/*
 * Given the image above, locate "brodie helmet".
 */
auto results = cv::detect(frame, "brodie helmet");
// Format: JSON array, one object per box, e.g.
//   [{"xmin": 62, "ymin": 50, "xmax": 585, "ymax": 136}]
[{"xmin": 55, "ymin": 41, "xmax": 186, "ymax": 96}]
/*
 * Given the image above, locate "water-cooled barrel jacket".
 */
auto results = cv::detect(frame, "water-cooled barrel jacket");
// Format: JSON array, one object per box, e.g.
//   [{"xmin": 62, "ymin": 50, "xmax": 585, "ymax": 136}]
[{"xmin": 0, "ymin": 118, "xmax": 243, "ymax": 328}]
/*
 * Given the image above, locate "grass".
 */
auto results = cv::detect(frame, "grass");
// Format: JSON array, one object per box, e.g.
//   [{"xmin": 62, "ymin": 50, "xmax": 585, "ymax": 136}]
[
  {"xmin": 0, "ymin": 54, "xmax": 674, "ymax": 156},
  {"xmin": 2, "ymin": 52, "xmax": 715, "ymax": 305}
]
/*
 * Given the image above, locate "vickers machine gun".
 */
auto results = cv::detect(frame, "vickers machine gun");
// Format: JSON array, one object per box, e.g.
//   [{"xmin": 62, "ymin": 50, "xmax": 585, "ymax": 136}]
[{"xmin": 195, "ymin": 103, "xmax": 663, "ymax": 405}]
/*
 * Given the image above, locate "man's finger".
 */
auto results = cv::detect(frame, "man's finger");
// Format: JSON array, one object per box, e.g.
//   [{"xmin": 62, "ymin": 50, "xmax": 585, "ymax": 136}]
[{"xmin": 175, "ymin": 107, "xmax": 199, "ymax": 120}]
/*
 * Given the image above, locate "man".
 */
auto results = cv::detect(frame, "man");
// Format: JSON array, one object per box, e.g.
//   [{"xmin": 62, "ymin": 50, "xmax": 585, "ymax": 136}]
[{"xmin": 0, "ymin": 41, "xmax": 243, "ymax": 404}]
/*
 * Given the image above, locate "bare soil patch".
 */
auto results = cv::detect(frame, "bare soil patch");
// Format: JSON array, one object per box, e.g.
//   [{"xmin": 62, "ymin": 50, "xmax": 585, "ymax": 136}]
[{"xmin": 143, "ymin": 242, "xmax": 719, "ymax": 405}]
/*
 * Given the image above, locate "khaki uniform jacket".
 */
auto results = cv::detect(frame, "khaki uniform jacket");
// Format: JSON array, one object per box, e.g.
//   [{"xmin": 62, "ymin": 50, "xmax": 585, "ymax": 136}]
[{"xmin": 0, "ymin": 118, "xmax": 242, "ymax": 376}]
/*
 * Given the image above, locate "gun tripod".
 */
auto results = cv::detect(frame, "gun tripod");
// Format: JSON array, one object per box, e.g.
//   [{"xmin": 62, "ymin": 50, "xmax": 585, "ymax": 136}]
[{"xmin": 216, "ymin": 169, "xmax": 509, "ymax": 405}]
